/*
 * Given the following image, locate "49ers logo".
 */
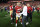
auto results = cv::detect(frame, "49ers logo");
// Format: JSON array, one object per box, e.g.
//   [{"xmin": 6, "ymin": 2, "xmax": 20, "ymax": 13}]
[{"xmin": 17, "ymin": 9, "xmax": 20, "ymax": 12}]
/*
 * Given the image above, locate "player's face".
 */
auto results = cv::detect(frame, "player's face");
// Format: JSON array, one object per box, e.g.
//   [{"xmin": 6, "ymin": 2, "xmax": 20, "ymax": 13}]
[
  {"xmin": 27, "ymin": 4, "xmax": 30, "ymax": 7},
  {"xmin": 19, "ymin": 4, "xmax": 21, "ymax": 6},
  {"xmin": 17, "ymin": 3, "xmax": 21, "ymax": 6}
]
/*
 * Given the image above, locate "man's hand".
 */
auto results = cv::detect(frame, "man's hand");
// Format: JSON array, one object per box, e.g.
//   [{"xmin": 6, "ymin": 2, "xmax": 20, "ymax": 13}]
[{"xmin": 20, "ymin": 8, "xmax": 22, "ymax": 11}]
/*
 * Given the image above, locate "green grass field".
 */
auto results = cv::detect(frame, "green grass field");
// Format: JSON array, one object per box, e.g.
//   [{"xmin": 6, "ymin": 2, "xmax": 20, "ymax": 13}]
[{"xmin": 0, "ymin": 10, "xmax": 40, "ymax": 27}]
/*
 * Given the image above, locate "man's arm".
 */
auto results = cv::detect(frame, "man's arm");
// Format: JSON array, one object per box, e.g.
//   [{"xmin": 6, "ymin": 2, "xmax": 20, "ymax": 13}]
[{"xmin": 20, "ymin": 6, "xmax": 27, "ymax": 14}]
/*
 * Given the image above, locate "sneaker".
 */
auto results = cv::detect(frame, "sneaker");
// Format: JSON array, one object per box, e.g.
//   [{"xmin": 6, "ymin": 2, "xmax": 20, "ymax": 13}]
[
  {"xmin": 16, "ymin": 23, "xmax": 17, "ymax": 27},
  {"xmin": 26, "ymin": 22, "xmax": 29, "ymax": 25},
  {"xmin": 11, "ymin": 18, "xmax": 13, "ymax": 20},
  {"xmin": 21, "ymin": 22, "xmax": 22, "ymax": 24}
]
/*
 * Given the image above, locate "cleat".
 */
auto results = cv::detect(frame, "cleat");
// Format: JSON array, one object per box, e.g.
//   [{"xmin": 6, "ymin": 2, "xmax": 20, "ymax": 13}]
[
  {"xmin": 11, "ymin": 18, "xmax": 13, "ymax": 20},
  {"xmin": 26, "ymin": 22, "xmax": 29, "ymax": 25},
  {"xmin": 16, "ymin": 23, "xmax": 17, "ymax": 27},
  {"xmin": 21, "ymin": 22, "xmax": 22, "ymax": 24}
]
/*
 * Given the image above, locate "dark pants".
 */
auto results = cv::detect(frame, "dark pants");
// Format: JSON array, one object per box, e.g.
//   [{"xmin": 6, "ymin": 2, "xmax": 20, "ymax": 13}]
[
  {"xmin": 37, "ymin": 10, "xmax": 39, "ymax": 14},
  {"xmin": 22, "ymin": 15, "xmax": 27, "ymax": 27},
  {"xmin": 5, "ymin": 9, "xmax": 7, "ymax": 11},
  {"xmin": 13, "ymin": 13, "xmax": 16, "ymax": 20},
  {"xmin": 12, "ymin": 13, "xmax": 16, "ymax": 22},
  {"xmin": 27, "ymin": 13, "xmax": 32, "ymax": 22}
]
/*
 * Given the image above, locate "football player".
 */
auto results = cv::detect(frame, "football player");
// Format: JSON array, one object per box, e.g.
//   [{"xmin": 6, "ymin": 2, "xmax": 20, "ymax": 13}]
[
  {"xmin": 27, "ymin": 4, "xmax": 33, "ymax": 23},
  {"xmin": 15, "ymin": 2, "xmax": 22, "ymax": 27},
  {"xmin": 9, "ymin": 4, "xmax": 13, "ymax": 24},
  {"xmin": 37, "ymin": 5, "xmax": 40, "ymax": 16}
]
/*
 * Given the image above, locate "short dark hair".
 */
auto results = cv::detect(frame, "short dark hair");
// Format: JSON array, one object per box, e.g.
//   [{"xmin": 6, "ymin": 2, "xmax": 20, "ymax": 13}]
[{"xmin": 23, "ymin": 2, "xmax": 26, "ymax": 5}]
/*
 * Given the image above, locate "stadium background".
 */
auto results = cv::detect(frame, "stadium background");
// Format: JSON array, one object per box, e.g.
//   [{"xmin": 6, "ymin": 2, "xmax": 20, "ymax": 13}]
[{"xmin": 0, "ymin": 0, "xmax": 40, "ymax": 27}]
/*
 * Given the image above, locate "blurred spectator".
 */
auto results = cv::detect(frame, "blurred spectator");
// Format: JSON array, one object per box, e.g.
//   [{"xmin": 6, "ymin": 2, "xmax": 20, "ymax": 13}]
[
  {"xmin": 1, "ymin": 6, "xmax": 3, "ymax": 12},
  {"xmin": 5, "ymin": 7, "xmax": 7, "ymax": 11}
]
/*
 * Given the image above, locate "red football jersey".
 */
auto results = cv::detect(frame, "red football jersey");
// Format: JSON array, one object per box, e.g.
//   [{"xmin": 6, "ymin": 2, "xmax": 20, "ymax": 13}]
[
  {"xmin": 9, "ymin": 5, "xmax": 13, "ymax": 11},
  {"xmin": 15, "ymin": 6, "xmax": 22, "ymax": 13},
  {"xmin": 27, "ymin": 6, "xmax": 33, "ymax": 13},
  {"xmin": 37, "ymin": 8, "xmax": 39, "ymax": 10}
]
